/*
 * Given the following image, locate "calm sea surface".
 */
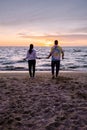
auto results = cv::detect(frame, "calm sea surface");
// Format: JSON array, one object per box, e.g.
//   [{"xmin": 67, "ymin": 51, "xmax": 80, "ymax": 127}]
[{"xmin": 0, "ymin": 46, "xmax": 87, "ymax": 71}]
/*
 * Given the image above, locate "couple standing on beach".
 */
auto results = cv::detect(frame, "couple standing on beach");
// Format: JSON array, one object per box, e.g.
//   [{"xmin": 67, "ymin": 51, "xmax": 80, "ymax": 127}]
[{"xmin": 24, "ymin": 40, "xmax": 64, "ymax": 79}]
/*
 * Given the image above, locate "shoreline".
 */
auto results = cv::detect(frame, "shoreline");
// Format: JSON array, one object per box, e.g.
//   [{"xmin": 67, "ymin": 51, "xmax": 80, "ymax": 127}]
[{"xmin": 0, "ymin": 70, "xmax": 87, "ymax": 74}]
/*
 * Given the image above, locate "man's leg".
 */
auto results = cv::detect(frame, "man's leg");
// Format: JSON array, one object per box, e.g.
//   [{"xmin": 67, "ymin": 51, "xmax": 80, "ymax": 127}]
[
  {"xmin": 51, "ymin": 61, "xmax": 55, "ymax": 78},
  {"xmin": 56, "ymin": 60, "xmax": 60, "ymax": 77}
]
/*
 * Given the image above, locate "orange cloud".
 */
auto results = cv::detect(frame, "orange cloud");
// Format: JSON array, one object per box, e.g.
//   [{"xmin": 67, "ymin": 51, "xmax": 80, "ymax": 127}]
[{"xmin": 0, "ymin": 33, "xmax": 87, "ymax": 46}]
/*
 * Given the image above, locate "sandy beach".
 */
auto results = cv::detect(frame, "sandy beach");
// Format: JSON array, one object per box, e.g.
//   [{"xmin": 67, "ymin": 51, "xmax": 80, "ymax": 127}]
[{"xmin": 0, "ymin": 71, "xmax": 87, "ymax": 130}]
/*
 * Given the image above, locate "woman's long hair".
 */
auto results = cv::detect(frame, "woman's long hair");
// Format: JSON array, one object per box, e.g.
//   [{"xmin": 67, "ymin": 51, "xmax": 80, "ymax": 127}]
[{"xmin": 29, "ymin": 44, "xmax": 33, "ymax": 54}]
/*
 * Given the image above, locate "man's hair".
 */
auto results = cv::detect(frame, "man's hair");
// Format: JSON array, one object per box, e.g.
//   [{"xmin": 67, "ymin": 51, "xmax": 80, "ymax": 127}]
[{"xmin": 54, "ymin": 40, "xmax": 58, "ymax": 45}]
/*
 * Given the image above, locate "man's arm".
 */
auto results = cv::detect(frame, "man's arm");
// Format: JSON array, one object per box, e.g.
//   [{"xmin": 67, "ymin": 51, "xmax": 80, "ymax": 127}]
[
  {"xmin": 47, "ymin": 53, "xmax": 52, "ymax": 59},
  {"xmin": 47, "ymin": 47, "xmax": 53, "ymax": 59}
]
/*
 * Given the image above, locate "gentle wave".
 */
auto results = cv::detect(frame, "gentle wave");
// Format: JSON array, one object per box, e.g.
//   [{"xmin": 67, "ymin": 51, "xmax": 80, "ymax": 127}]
[{"xmin": 0, "ymin": 46, "xmax": 87, "ymax": 71}]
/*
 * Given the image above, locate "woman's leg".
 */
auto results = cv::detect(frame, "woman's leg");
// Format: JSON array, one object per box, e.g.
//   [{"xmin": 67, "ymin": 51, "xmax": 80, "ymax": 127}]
[
  {"xmin": 32, "ymin": 60, "xmax": 36, "ymax": 77},
  {"xmin": 28, "ymin": 60, "xmax": 32, "ymax": 77}
]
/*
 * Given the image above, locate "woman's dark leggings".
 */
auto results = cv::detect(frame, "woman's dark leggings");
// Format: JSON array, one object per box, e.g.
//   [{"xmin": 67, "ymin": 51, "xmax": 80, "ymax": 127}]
[
  {"xmin": 51, "ymin": 60, "xmax": 60, "ymax": 77},
  {"xmin": 28, "ymin": 60, "xmax": 36, "ymax": 77}
]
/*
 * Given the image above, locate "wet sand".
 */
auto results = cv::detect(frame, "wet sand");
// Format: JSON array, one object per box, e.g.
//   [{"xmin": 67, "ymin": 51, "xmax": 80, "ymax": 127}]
[{"xmin": 0, "ymin": 72, "xmax": 87, "ymax": 130}]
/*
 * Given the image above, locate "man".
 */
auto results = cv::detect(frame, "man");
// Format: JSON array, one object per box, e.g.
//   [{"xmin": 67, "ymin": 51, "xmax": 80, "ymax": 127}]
[{"xmin": 47, "ymin": 40, "xmax": 64, "ymax": 79}]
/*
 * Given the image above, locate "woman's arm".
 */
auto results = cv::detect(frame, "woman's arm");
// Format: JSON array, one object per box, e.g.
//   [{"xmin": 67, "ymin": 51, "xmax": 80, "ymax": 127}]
[{"xmin": 61, "ymin": 50, "xmax": 64, "ymax": 59}]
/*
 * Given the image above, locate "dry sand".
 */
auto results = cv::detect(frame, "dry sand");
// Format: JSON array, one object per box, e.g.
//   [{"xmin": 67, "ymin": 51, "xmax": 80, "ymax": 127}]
[{"xmin": 0, "ymin": 71, "xmax": 87, "ymax": 130}]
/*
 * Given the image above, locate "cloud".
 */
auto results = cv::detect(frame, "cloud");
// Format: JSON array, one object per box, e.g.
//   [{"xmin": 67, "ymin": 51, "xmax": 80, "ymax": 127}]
[
  {"xmin": 18, "ymin": 33, "xmax": 87, "ymax": 41},
  {"xmin": 71, "ymin": 27, "xmax": 87, "ymax": 33},
  {"xmin": 0, "ymin": 0, "xmax": 87, "ymax": 27}
]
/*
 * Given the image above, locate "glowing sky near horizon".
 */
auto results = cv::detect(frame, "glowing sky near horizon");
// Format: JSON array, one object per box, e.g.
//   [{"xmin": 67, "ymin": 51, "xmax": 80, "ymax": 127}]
[{"xmin": 0, "ymin": 0, "xmax": 87, "ymax": 46}]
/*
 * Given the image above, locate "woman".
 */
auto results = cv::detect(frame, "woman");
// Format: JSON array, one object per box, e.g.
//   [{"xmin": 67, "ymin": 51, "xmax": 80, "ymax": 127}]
[{"xmin": 25, "ymin": 44, "xmax": 36, "ymax": 77}]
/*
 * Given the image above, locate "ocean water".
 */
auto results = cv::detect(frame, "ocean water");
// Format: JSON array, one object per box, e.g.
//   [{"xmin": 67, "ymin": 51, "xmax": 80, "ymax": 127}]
[{"xmin": 0, "ymin": 46, "xmax": 87, "ymax": 71}]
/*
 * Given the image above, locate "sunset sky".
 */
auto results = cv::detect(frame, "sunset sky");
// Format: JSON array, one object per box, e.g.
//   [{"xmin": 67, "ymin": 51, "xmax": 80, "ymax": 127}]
[{"xmin": 0, "ymin": 0, "xmax": 87, "ymax": 46}]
